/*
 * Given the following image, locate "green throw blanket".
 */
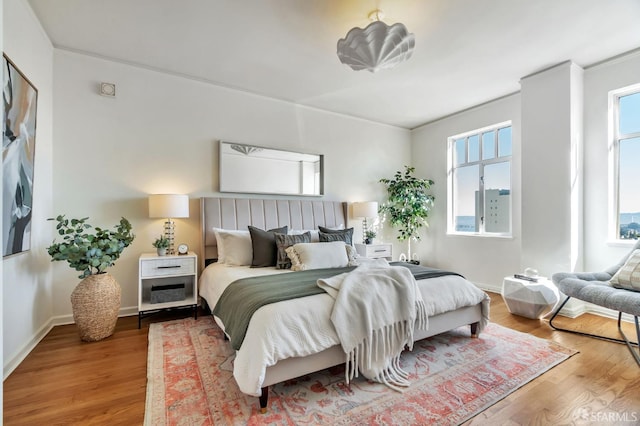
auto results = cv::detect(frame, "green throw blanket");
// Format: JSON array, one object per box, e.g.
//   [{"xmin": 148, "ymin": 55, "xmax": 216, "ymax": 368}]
[{"xmin": 212, "ymin": 263, "xmax": 462, "ymax": 350}]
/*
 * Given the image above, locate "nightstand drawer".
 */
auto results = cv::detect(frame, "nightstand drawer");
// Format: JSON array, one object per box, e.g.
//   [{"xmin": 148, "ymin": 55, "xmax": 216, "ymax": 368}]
[
  {"xmin": 140, "ymin": 257, "xmax": 195, "ymax": 278},
  {"xmin": 355, "ymin": 243, "xmax": 393, "ymax": 259}
]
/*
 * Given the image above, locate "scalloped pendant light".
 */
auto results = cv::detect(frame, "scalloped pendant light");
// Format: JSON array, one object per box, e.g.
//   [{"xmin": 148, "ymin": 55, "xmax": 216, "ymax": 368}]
[{"xmin": 337, "ymin": 10, "xmax": 415, "ymax": 73}]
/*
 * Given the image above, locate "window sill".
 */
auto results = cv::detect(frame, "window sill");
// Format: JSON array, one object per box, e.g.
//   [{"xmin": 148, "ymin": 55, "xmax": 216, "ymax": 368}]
[
  {"xmin": 606, "ymin": 239, "xmax": 638, "ymax": 248},
  {"xmin": 446, "ymin": 232, "xmax": 514, "ymax": 240}
]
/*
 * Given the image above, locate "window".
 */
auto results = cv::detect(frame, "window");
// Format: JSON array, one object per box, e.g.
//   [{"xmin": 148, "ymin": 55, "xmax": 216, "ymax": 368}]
[
  {"xmin": 448, "ymin": 122, "xmax": 512, "ymax": 235},
  {"xmin": 611, "ymin": 85, "xmax": 640, "ymax": 240}
]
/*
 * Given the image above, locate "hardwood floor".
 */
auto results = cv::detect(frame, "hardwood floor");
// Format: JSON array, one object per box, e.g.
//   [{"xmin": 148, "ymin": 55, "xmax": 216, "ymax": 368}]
[{"xmin": 4, "ymin": 293, "xmax": 640, "ymax": 425}]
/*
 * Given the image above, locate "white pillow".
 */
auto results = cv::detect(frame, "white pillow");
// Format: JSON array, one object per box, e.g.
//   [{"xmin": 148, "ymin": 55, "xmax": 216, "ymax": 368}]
[
  {"xmin": 285, "ymin": 241, "xmax": 354, "ymax": 271},
  {"xmin": 610, "ymin": 249, "xmax": 640, "ymax": 292},
  {"xmin": 214, "ymin": 228, "xmax": 252, "ymax": 266}
]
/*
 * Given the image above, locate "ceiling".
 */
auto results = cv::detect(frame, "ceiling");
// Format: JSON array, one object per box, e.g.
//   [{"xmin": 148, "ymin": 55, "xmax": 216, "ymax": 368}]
[{"xmin": 27, "ymin": 0, "xmax": 640, "ymax": 129}]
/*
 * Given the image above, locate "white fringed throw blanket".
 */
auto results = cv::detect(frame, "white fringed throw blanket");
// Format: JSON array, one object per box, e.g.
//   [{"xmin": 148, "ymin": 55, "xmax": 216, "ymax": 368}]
[{"xmin": 317, "ymin": 260, "xmax": 428, "ymax": 391}]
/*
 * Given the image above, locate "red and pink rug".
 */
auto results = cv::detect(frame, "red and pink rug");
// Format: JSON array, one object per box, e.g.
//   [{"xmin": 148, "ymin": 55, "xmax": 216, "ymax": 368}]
[{"xmin": 145, "ymin": 316, "xmax": 575, "ymax": 425}]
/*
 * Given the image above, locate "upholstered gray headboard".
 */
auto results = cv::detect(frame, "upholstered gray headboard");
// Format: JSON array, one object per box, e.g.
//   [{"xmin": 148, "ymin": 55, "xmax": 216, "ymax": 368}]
[{"xmin": 200, "ymin": 197, "xmax": 348, "ymax": 269}]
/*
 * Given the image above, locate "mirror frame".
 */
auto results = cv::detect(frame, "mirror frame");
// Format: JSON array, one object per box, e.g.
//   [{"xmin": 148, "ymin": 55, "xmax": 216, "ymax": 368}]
[{"xmin": 219, "ymin": 141, "xmax": 324, "ymax": 196}]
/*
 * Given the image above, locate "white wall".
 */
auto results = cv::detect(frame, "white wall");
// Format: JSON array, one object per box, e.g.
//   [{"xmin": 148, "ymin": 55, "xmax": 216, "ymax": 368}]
[
  {"xmin": 520, "ymin": 62, "xmax": 584, "ymax": 277},
  {"xmin": 50, "ymin": 50, "xmax": 411, "ymax": 320},
  {"xmin": 411, "ymin": 94, "xmax": 522, "ymax": 290},
  {"xmin": 411, "ymin": 52, "xmax": 640, "ymax": 299},
  {"xmin": 584, "ymin": 51, "xmax": 640, "ymax": 270},
  {"xmin": 3, "ymin": 0, "xmax": 54, "ymax": 378}
]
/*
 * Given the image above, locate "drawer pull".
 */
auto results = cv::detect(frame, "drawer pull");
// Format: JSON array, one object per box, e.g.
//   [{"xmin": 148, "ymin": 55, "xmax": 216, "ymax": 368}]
[
  {"xmin": 158, "ymin": 265, "xmax": 181, "ymax": 269},
  {"xmin": 374, "ymin": 249, "xmax": 387, "ymax": 253}
]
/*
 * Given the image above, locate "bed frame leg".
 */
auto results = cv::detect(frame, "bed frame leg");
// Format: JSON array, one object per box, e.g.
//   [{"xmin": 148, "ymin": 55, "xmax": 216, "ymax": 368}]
[
  {"xmin": 259, "ymin": 387, "xmax": 268, "ymax": 414},
  {"xmin": 470, "ymin": 322, "xmax": 479, "ymax": 338}
]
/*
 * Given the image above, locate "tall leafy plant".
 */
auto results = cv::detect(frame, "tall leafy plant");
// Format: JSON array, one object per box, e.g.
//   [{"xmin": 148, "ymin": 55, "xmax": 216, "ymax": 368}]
[
  {"xmin": 47, "ymin": 216, "xmax": 135, "ymax": 278},
  {"xmin": 379, "ymin": 166, "xmax": 434, "ymax": 259}
]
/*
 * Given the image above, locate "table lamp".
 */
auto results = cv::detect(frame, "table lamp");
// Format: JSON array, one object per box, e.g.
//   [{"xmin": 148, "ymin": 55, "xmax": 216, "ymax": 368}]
[
  {"xmin": 352, "ymin": 201, "xmax": 379, "ymax": 244},
  {"xmin": 148, "ymin": 194, "xmax": 189, "ymax": 255}
]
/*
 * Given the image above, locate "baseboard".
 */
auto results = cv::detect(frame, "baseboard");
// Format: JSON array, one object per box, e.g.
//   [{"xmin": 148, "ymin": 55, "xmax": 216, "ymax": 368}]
[
  {"xmin": 49, "ymin": 306, "xmax": 138, "ymax": 327},
  {"xmin": 476, "ymin": 281, "xmax": 502, "ymax": 294},
  {"xmin": 3, "ymin": 318, "xmax": 54, "ymax": 381},
  {"xmin": 3, "ymin": 306, "xmax": 139, "ymax": 381},
  {"xmin": 555, "ymin": 299, "xmax": 586, "ymax": 318},
  {"xmin": 580, "ymin": 302, "xmax": 636, "ymax": 323}
]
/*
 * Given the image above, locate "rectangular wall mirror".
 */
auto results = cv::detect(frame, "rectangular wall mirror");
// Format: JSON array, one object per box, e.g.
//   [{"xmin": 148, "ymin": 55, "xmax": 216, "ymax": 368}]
[{"xmin": 219, "ymin": 142, "xmax": 324, "ymax": 196}]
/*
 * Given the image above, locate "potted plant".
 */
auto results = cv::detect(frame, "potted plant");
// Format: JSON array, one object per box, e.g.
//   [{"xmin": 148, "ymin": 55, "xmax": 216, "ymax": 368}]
[
  {"xmin": 47, "ymin": 215, "xmax": 135, "ymax": 341},
  {"xmin": 152, "ymin": 235, "xmax": 170, "ymax": 256},
  {"xmin": 379, "ymin": 166, "xmax": 434, "ymax": 260},
  {"xmin": 364, "ymin": 230, "xmax": 377, "ymax": 245}
]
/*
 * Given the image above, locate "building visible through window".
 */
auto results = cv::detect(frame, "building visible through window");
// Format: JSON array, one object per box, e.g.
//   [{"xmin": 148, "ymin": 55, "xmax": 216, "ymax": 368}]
[
  {"xmin": 612, "ymin": 85, "xmax": 640, "ymax": 240},
  {"xmin": 448, "ymin": 123, "xmax": 512, "ymax": 236}
]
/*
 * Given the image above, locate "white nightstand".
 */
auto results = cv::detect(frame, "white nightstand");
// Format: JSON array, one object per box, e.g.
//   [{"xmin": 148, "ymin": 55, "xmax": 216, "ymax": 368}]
[
  {"xmin": 354, "ymin": 243, "xmax": 393, "ymax": 260},
  {"xmin": 138, "ymin": 252, "xmax": 198, "ymax": 328}
]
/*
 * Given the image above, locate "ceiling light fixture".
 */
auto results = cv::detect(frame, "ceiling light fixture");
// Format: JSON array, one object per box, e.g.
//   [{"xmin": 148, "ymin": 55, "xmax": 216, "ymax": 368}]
[{"xmin": 337, "ymin": 9, "xmax": 415, "ymax": 73}]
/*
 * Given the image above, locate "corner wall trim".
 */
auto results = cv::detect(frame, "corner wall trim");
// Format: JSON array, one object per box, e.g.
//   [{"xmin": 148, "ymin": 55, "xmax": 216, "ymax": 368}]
[{"xmin": 3, "ymin": 319, "xmax": 54, "ymax": 381}]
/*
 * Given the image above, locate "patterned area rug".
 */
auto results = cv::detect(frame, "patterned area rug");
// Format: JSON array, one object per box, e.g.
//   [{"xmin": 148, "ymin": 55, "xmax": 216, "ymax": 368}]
[{"xmin": 145, "ymin": 317, "xmax": 575, "ymax": 425}]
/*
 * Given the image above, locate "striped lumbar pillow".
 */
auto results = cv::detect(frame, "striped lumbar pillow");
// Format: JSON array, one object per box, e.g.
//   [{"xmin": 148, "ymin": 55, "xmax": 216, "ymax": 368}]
[{"xmin": 610, "ymin": 249, "xmax": 640, "ymax": 292}]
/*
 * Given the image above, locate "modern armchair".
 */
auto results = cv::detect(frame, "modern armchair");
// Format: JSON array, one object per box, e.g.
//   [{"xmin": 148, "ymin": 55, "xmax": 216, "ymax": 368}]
[{"xmin": 549, "ymin": 240, "xmax": 640, "ymax": 365}]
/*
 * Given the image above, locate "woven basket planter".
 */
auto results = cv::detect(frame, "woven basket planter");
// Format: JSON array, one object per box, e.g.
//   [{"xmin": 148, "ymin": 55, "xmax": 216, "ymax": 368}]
[{"xmin": 70, "ymin": 273, "xmax": 121, "ymax": 342}]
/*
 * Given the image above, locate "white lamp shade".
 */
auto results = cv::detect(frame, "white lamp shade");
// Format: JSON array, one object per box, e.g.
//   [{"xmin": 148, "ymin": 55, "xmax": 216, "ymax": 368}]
[
  {"xmin": 148, "ymin": 194, "xmax": 189, "ymax": 218},
  {"xmin": 352, "ymin": 201, "xmax": 379, "ymax": 218}
]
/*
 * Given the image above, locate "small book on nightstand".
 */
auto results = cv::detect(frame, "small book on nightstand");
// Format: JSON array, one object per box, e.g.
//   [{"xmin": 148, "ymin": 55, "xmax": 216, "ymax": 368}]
[{"xmin": 513, "ymin": 274, "xmax": 538, "ymax": 282}]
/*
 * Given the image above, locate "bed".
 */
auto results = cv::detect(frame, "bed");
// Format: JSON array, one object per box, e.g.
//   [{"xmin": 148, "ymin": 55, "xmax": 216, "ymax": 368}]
[{"xmin": 199, "ymin": 197, "xmax": 490, "ymax": 410}]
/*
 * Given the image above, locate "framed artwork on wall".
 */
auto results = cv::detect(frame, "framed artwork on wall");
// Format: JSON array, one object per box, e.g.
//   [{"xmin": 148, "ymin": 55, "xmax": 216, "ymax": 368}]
[{"xmin": 3, "ymin": 54, "xmax": 38, "ymax": 257}]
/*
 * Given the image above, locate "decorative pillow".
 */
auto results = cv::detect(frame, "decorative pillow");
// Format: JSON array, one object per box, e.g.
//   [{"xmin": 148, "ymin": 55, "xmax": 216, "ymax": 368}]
[
  {"xmin": 318, "ymin": 226, "xmax": 354, "ymax": 246},
  {"xmin": 214, "ymin": 228, "xmax": 252, "ymax": 266},
  {"xmin": 345, "ymin": 244, "xmax": 358, "ymax": 263},
  {"xmin": 318, "ymin": 225, "xmax": 345, "ymax": 231},
  {"xmin": 318, "ymin": 225, "xmax": 345, "ymax": 232},
  {"xmin": 248, "ymin": 225, "xmax": 288, "ymax": 268},
  {"xmin": 610, "ymin": 249, "xmax": 640, "ymax": 292},
  {"xmin": 289, "ymin": 229, "xmax": 320, "ymax": 242},
  {"xmin": 286, "ymin": 241, "xmax": 354, "ymax": 271},
  {"xmin": 275, "ymin": 232, "xmax": 311, "ymax": 269},
  {"xmin": 284, "ymin": 243, "xmax": 303, "ymax": 268}
]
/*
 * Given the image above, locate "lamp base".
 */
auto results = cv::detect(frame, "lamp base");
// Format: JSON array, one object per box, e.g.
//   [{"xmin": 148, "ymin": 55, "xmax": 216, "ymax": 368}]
[
  {"xmin": 164, "ymin": 219, "xmax": 176, "ymax": 255},
  {"xmin": 361, "ymin": 218, "xmax": 368, "ymax": 245}
]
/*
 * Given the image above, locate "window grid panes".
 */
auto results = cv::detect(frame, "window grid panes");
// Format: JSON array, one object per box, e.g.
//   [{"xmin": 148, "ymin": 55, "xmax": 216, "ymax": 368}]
[
  {"xmin": 449, "ymin": 123, "xmax": 512, "ymax": 235},
  {"xmin": 468, "ymin": 135, "xmax": 480, "ymax": 162},
  {"xmin": 614, "ymin": 88, "xmax": 640, "ymax": 240},
  {"xmin": 482, "ymin": 131, "xmax": 495, "ymax": 160},
  {"xmin": 498, "ymin": 127, "xmax": 512, "ymax": 157}
]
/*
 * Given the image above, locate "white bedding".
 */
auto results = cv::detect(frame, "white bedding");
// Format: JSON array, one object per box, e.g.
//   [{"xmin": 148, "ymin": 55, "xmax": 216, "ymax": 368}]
[{"xmin": 199, "ymin": 261, "xmax": 490, "ymax": 396}]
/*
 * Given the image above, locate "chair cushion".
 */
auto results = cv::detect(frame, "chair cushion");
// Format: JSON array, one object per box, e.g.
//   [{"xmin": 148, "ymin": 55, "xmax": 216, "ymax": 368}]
[
  {"xmin": 609, "ymin": 249, "xmax": 640, "ymax": 292},
  {"xmin": 552, "ymin": 272, "xmax": 640, "ymax": 317}
]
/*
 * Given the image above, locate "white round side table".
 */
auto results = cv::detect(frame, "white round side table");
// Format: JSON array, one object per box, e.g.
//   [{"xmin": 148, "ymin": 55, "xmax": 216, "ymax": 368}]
[{"xmin": 501, "ymin": 276, "xmax": 560, "ymax": 319}]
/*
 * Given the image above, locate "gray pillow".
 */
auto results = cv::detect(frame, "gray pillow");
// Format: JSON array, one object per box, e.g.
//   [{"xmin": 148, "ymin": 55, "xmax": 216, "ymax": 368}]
[
  {"xmin": 248, "ymin": 225, "xmax": 288, "ymax": 268},
  {"xmin": 318, "ymin": 226, "xmax": 354, "ymax": 246},
  {"xmin": 275, "ymin": 232, "xmax": 311, "ymax": 269}
]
